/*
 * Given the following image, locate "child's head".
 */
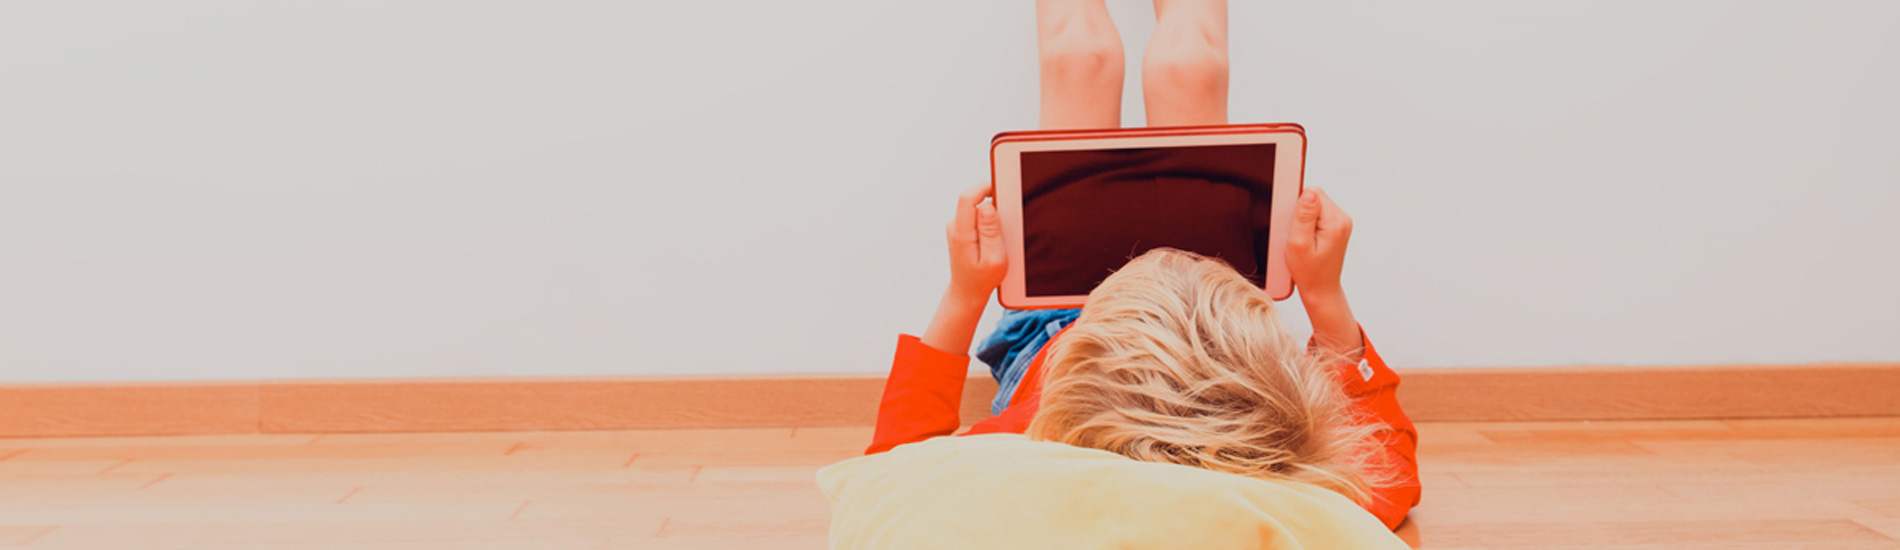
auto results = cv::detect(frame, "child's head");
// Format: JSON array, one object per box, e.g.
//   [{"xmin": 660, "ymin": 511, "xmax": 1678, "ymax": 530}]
[{"xmin": 1026, "ymin": 248, "xmax": 1389, "ymax": 502}]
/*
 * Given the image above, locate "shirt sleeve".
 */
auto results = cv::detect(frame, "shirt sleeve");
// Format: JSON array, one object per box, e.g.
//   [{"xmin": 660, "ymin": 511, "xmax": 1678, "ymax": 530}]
[
  {"xmin": 1334, "ymin": 329, "xmax": 1422, "ymax": 531},
  {"xmin": 864, "ymin": 334, "xmax": 971, "ymax": 455}
]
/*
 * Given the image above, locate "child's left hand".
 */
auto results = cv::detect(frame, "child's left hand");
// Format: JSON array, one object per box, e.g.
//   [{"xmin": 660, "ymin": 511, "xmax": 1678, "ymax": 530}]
[
  {"xmin": 1285, "ymin": 187, "xmax": 1352, "ymax": 296},
  {"xmin": 1285, "ymin": 186, "xmax": 1364, "ymax": 359},
  {"xmin": 944, "ymin": 182, "xmax": 1007, "ymax": 301}
]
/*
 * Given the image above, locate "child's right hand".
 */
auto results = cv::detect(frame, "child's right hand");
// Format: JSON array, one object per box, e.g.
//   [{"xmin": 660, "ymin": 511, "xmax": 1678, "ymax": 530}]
[{"xmin": 944, "ymin": 182, "xmax": 1007, "ymax": 302}]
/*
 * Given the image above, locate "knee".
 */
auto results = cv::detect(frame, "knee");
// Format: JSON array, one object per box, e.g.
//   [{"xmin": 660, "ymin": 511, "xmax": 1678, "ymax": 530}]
[
  {"xmin": 1144, "ymin": 33, "xmax": 1227, "ymax": 96},
  {"xmin": 1040, "ymin": 30, "xmax": 1124, "ymax": 87}
]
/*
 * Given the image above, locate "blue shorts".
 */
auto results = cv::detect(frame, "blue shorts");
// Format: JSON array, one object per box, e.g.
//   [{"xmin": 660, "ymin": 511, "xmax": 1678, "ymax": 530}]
[{"xmin": 974, "ymin": 307, "xmax": 1083, "ymax": 414}]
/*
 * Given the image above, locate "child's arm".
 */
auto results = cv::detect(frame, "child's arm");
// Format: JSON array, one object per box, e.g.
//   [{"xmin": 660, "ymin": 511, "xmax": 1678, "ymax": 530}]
[
  {"xmin": 866, "ymin": 183, "xmax": 1007, "ymax": 455},
  {"xmin": 1339, "ymin": 334, "xmax": 1421, "ymax": 530},
  {"xmin": 1286, "ymin": 188, "xmax": 1364, "ymax": 362},
  {"xmin": 1286, "ymin": 187, "xmax": 1421, "ymax": 530}
]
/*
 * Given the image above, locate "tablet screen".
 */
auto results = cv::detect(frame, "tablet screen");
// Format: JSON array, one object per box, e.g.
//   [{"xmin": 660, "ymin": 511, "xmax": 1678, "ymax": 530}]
[{"xmin": 1020, "ymin": 143, "xmax": 1276, "ymax": 298}]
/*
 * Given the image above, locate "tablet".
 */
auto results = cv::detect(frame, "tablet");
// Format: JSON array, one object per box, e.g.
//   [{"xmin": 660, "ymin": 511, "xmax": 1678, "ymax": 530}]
[{"xmin": 991, "ymin": 124, "xmax": 1306, "ymax": 309}]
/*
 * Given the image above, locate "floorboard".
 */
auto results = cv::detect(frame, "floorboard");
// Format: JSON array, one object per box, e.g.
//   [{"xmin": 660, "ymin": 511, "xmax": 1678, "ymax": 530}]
[{"xmin": 0, "ymin": 418, "xmax": 1895, "ymax": 548}]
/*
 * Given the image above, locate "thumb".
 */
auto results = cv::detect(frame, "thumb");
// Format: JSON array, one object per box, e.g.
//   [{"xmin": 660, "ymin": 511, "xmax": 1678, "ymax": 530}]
[
  {"xmin": 976, "ymin": 201, "xmax": 1001, "ymax": 236},
  {"xmin": 1295, "ymin": 190, "xmax": 1322, "ymax": 226},
  {"xmin": 1289, "ymin": 190, "xmax": 1319, "ymax": 249},
  {"xmin": 976, "ymin": 201, "xmax": 1004, "ymax": 256}
]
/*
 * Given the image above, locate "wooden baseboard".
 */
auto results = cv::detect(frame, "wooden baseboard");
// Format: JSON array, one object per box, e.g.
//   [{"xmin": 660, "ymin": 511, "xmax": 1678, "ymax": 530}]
[
  {"xmin": 2, "ymin": 363, "xmax": 1895, "ymax": 438},
  {"xmin": 0, "ymin": 381, "xmax": 260, "ymax": 438},
  {"xmin": 1398, "ymin": 362, "xmax": 1900, "ymax": 421}
]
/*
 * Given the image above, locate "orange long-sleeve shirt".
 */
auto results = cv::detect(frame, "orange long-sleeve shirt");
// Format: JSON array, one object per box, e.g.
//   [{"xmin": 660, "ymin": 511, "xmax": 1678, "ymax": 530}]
[{"xmin": 865, "ymin": 328, "xmax": 1421, "ymax": 530}]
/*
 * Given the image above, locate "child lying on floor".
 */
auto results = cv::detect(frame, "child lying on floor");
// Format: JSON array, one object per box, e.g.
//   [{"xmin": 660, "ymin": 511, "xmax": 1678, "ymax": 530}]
[
  {"xmin": 862, "ymin": 183, "xmax": 1421, "ymax": 531},
  {"xmin": 857, "ymin": 0, "xmax": 1419, "ymax": 529}
]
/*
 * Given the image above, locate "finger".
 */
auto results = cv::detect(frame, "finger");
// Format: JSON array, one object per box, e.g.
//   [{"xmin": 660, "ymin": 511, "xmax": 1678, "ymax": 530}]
[
  {"xmin": 977, "ymin": 201, "xmax": 1005, "ymax": 266},
  {"xmin": 959, "ymin": 181, "xmax": 992, "ymax": 208},
  {"xmin": 1313, "ymin": 188, "xmax": 1352, "ymax": 237},
  {"xmin": 968, "ymin": 181, "xmax": 995, "ymax": 201}
]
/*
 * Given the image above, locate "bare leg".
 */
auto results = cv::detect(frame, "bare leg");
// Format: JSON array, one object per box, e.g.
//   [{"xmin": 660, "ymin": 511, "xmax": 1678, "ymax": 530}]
[
  {"xmin": 1037, "ymin": 0, "xmax": 1126, "ymax": 130},
  {"xmin": 1143, "ymin": 0, "xmax": 1228, "ymax": 126}
]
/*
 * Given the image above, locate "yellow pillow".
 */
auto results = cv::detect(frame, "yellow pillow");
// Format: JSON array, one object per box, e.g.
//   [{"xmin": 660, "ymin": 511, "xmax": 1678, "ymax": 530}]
[{"xmin": 817, "ymin": 434, "xmax": 1407, "ymax": 550}]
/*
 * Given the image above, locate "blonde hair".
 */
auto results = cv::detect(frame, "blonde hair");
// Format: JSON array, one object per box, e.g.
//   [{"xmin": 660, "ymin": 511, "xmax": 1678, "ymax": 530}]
[{"xmin": 1025, "ymin": 248, "xmax": 1392, "ymax": 503}]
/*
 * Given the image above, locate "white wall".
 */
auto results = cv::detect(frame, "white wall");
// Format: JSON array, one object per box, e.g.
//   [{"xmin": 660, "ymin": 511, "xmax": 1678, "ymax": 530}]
[{"xmin": 1, "ymin": 1, "xmax": 1894, "ymax": 383}]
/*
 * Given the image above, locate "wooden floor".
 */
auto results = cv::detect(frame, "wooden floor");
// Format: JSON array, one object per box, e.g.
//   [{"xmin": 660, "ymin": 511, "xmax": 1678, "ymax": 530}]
[{"xmin": 1, "ymin": 418, "xmax": 1898, "ymax": 549}]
